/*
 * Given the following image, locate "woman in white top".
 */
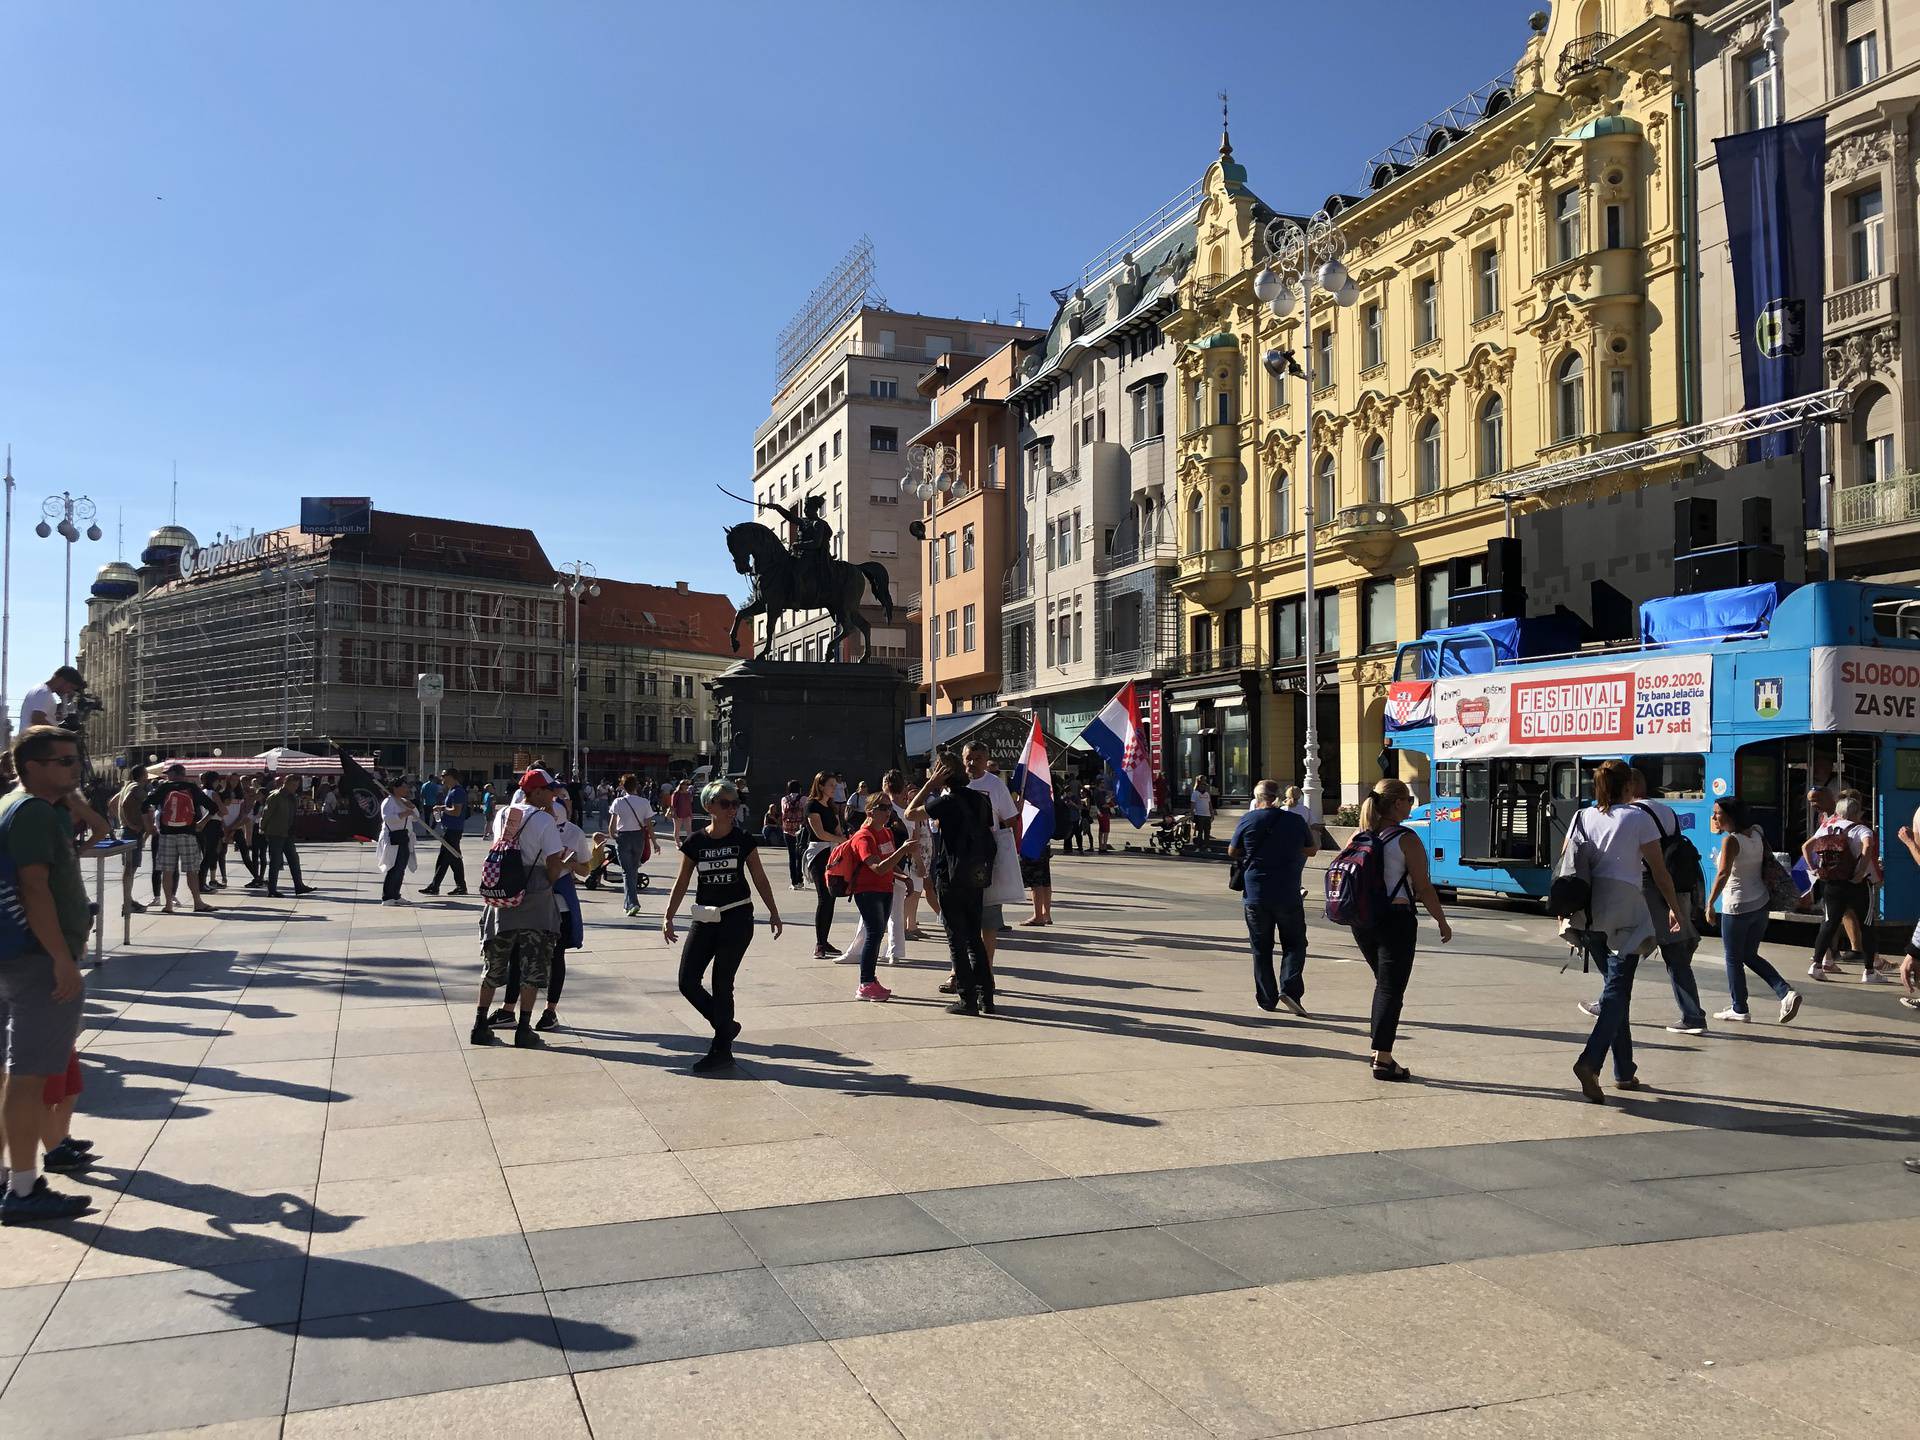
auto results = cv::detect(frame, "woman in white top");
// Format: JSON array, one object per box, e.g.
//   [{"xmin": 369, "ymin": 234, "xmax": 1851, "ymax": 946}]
[
  {"xmin": 1704, "ymin": 796, "xmax": 1801, "ymax": 1024},
  {"xmin": 377, "ymin": 780, "xmax": 418, "ymax": 905},
  {"xmin": 1190, "ymin": 777, "xmax": 1215, "ymax": 843},
  {"xmin": 1804, "ymin": 792, "xmax": 1884, "ymax": 979},
  {"xmin": 1560, "ymin": 760, "xmax": 1689, "ymax": 1104}
]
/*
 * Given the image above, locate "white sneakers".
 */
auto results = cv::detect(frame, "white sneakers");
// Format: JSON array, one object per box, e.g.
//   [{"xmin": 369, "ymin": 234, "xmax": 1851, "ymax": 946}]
[
  {"xmin": 1780, "ymin": 990, "xmax": 1802, "ymax": 1022},
  {"xmin": 1712, "ymin": 1007, "xmax": 1751, "ymax": 1022}
]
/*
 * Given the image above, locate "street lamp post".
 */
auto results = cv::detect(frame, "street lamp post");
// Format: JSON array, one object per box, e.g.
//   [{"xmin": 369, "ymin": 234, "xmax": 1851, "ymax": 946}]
[
  {"xmin": 1253, "ymin": 211, "xmax": 1358, "ymax": 821},
  {"xmin": 901, "ymin": 444, "xmax": 956, "ymax": 763},
  {"xmin": 35, "ymin": 490, "xmax": 103, "ymax": 669},
  {"xmin": 553, "ymin": 562, "xmax": 600, "ymax": 781}
]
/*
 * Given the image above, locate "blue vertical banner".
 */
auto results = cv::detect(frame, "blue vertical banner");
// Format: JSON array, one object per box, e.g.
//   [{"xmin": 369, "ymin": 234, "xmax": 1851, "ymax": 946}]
[{"xmin": 1713, "ymin": 117, "xmax": 1827, "ymax": 486}]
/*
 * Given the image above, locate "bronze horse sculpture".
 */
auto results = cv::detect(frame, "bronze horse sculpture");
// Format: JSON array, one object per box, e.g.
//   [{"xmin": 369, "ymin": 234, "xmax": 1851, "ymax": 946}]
[{"xmin": 726, "ymin": 522, "xmax": 896, "ymax": 662}]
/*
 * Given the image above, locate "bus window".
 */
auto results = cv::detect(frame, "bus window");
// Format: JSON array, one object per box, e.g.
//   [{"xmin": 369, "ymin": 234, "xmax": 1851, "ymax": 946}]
[
  {"xmin": 1870, "ymin": 597, "xmax": 1920, "ymax": 641},
  {"xmin": 1434, "ymin": 762, "xmax": 1461, "ymax": 798},
  {"xmin": 1632, "ymin": 754, "xmax": 1706, "ymax": 800},
  {"xmin": 1551, "ymin": 763, "xmax": 1579, "ymax": 802},
  {"xmin": 1898, "ymin": 748, "xmax": 1920, "ymax": 792},
  {"xmin": 1463, "ymin": 763, "xmax": 1489, "ymax": 803}
]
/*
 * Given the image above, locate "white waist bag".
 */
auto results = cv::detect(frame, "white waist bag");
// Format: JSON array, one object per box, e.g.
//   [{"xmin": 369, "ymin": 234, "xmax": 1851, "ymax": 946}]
[{"xmin": 691, "ymin": 898, "xmax": 753, "ymax": 924}]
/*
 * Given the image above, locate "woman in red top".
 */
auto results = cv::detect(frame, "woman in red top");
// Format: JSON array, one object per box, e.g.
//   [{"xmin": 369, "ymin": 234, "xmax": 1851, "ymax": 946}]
[{"xmin": 848, "ymin": 799, "xmax": 906, "ymax": 1001}]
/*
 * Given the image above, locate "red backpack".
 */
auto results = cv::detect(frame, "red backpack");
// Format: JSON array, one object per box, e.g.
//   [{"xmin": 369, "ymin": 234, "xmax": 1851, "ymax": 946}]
[
  {"xmin": 1807, "ymin": 824, "xmax": 1855, "ymax": 884},
  {"xmin": 159, "ymin": 787, "xmax": 198, "ymax": 828},
  {"xmin": 824, "ymin": 837, "xmax": 861, "ymax": 897},
  {"xmin": 1324, "ymin": 826, "xmax": 1410, "ymax": 927}
]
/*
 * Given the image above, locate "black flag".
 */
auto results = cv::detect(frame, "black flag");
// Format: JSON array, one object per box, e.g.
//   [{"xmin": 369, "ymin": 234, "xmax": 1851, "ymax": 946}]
[{"xmin": 335, "ymin": 746, "xmax": 384, "ymax": 842}]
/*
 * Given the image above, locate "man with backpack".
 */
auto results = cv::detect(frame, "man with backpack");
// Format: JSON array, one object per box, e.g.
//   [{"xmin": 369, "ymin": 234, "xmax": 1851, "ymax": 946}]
[
  {"xmin": 145, "ymin": 763, "xmax": 218, "ymax": 915},
  {"xmin": 1230, "ymin": 780, "xmax": 1318, "ymax": 1016},
  {"xmin": 1578, "ymin": 768, "xmax": 1710, "ymax": 1034},
  {"xmin": 906, "ymin": 755, "xmax": 996, "ymax": 1015},
  {"xmin": 1805, "ymin": 791, "xmax": 1882, "ymax": 980},
  {"xmin": 779, "ymin": 779, "xmax": 807, "ymax": 889},
  {"xmin": 471, "ymin": 767, "xmax": 568, "ymax": 1048}
]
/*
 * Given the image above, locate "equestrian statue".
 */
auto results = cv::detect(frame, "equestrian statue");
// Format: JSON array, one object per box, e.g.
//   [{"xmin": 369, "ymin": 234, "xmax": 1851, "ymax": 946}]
[{"xmin": 724, "ymin": 492, "xmax": 896, "ymax": 662}]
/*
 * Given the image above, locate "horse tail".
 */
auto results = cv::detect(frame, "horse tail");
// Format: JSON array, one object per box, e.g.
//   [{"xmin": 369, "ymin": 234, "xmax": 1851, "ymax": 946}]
[{"xmin": 861, "ymin": 562, "xmax": 895, "ymax": 623}]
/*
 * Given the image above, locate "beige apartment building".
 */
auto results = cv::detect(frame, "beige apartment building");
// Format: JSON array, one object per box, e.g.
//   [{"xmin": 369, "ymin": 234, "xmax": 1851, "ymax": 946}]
[
  {"xmin": 750, "ymin": 303, "xmax": 1029, "ymax": 664},
  {"xmin": 1690, "ymin": 0, "xmax": 1920, "ymax": 578}
]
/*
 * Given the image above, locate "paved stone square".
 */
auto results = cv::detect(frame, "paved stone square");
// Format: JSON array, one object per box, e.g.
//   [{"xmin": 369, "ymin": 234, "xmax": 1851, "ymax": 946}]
[{"xmin": 4, "ymin": 840, "xmax": 1918, "ymax": 1438}]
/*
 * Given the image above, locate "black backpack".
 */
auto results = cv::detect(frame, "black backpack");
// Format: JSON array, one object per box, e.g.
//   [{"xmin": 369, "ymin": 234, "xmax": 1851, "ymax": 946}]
[
  {"xmin": 940, "ymin": 789, "xmax": 995, "ymax": 890},
  {"xmin": 1631, "ymin": 801, "xmax": 1703, "ymax": 895}
]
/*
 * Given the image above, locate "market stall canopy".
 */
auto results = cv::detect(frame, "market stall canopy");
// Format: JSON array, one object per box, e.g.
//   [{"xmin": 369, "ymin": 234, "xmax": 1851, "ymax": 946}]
[{"xmin": 152, "ymin": 748, "xmax": 374, "ymax": 775}]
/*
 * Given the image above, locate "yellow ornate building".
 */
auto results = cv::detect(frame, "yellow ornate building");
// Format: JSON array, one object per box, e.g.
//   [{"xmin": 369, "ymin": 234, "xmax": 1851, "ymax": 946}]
[{"xmin": 1164, "ymin": 0, "xmax": 1693, "ymax": 807}]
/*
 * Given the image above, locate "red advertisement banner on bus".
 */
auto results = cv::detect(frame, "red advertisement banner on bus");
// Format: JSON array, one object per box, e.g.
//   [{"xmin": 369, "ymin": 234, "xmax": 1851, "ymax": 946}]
[{"xmin": 1434, "ymin": 656, "xmax": 1713, "ymax": 759}]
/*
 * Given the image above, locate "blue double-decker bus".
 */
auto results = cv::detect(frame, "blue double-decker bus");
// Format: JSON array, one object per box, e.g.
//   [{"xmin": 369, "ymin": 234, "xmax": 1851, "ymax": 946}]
[{"xmin": 1384, "ymin": 580, "xmax": 1920, "ymax": 925}]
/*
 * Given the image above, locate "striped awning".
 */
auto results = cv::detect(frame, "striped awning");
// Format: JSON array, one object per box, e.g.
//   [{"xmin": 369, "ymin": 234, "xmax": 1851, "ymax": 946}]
[{"xmin": 154, "ymin": 749, "xmax": 374, "ymax": 776}]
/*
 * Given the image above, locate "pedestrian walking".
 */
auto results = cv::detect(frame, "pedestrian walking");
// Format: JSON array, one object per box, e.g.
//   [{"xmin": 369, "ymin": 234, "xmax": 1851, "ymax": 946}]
[
  {"xmin": 259, "ymin": 772, "xmax": 313, "ymax": 896},
  {"xmin": 609, "ymin": 773, "xmax": 656, "ymax": 917},
  {"xmin": 804, "ymin": 772, "xmax": 842, "ymax": 958},
  {"xmin": 146, "ymin": 763, "xmax": 218, "ymax": 914},
  {"xmin": 1057, "ymin": 787, "xmax": 1081, "ymax": 855},
  {"xmin": 907, "ymin": 757, "xmax": 995, "ymax": 1014},
  {"xmin": 1705, "ymin": 796, "xmax": 1803, "ymax": 1025},
  {"xmin": 472, "ymin": 768, "xmax": 567, "ymax": 1048},
  {"xmin": 1558, "ymin": 760, "xmax": 1690, "ymax": 1103},
  {"xmin": 1230, "ymin": 779, "xmax": 1319, "ymax": 1016},
  {"xmin": 0, "ymin": 726, "xmax": 97, "ymax": 1224},
  {"xmin": 842, "ymin": 794, "xmax": 907, "ymax": 1000},
  {"xmin": 1805, "ymin": 793, "xmax": 1884, "ymax": 981},
  {"xmin": 1339, "ymin": 778, "xmax": 1451, "ymax": 1080},
  {"xmin": 1190, "ymin": 776, "xmax": 1215, "ymax": 843},
  {"xmin": 779, "ymin": 779, "xmax": 807, "ymax": 889},
  {"xmin": 963, "ymin": 743, "xmax": 1019, "ymax": 984},
  {"xmin": 377, "ymin": 779, "xmax": 418, "ymax": 905},
  {"xmin": 668, "ymin": 780, "xmax": 694, "ymax": 843},
  {"xmin": 662, "ymin": 780, "xmax": 782, "ymax": 1071},
  {"xmin": 489, "ymin": 795, "xmax": 602, "ymax": 1033},
  {"xmin": 420, "ymin": 768, "xmax": 471, "ymax": 896}
]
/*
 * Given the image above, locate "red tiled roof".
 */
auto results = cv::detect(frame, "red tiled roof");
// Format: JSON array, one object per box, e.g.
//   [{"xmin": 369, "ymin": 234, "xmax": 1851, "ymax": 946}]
[{"xmin": 580, "ymin": 577, "xmax": 738, "ymax": 657}]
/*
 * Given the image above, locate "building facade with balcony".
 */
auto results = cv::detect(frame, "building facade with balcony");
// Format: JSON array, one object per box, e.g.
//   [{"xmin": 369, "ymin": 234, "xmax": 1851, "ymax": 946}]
[
  {"xmin": 1164, "ymin": 1, "xmax": 1692, "ymax": 806},
  {"xmin": 575, "ymin": 579, "xmax": 737, "ymax": 781},
  {"xmin": 1000, "ymin": 194, "xmax": 1195, "ymax": 783},
  {"xmin": 1690, "ymin": 0, "xmax": 1920, "ymax": 577},
  {"xmin": 750, "ymin": 306, "xmax": 1031, "ymax": 665},
  {"xmin": 906, "ymin": 336, "xmax": 1041, "ymax": 715}
]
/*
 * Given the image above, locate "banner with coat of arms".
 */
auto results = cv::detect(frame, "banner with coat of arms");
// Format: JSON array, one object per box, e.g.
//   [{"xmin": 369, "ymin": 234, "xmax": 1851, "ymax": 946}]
[
  {"xmin": 1434, "ymin": 656, "xmax": 1713, "ymax": 760},
  {"xmin": 1385, "ymin": 681, "xmax": 1434, "ymax": 732}
]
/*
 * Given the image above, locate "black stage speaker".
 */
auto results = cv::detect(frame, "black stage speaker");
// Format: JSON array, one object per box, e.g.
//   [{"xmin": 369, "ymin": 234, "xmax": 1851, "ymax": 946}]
[
  {"xmin": 1741, "ymin": 496, "xmax": 1774, "ymax": 548},
  {"xmin": 1675, "ymin": 497, "xmax": 1717, "ymax": 556}
]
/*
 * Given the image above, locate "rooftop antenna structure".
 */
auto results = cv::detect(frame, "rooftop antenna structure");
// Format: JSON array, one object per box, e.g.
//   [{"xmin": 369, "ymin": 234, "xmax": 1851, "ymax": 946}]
[
  {"xmin": 774, "ymin": 237, "xmax": 878, "ymax": 388},
  {"xmin": 170, "ymin": 461, "xmax": 178, "ymax": 524},
  {"xmin": 1012, "ymin": 293, "xmax": 1028, "ymax": 326}
]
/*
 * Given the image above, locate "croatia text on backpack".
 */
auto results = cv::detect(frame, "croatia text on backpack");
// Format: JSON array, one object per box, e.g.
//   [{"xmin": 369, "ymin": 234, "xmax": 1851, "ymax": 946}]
[
  {"xmin": 1324, "ymin": 826, "xmax": 1409, "ymax": 928},
  {"xmin": 1807, "ymin": 824, "xmax": 1855, "ymax": 884},
  {"xmin": 1631, "ymin": 801, "xmax": 1703, "ymax": 895},
  {"xmin": 480, "ymin": 810, "xmax": 530, "ymax": 908},
  {"xmin": 824, "ymin": 837, "xmax": 860, "ymax": 898}
]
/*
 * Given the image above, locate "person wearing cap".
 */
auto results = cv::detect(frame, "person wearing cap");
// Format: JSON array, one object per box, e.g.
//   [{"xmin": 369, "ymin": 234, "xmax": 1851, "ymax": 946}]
[{"xmin": 472, "ymin": 767, "xmax": 567, "ymax": 1048}]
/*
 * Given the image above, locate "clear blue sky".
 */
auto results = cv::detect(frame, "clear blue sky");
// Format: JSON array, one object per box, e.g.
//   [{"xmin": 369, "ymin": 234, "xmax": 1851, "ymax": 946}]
[{"xmin": 2, "ymin": 0, "xmax": 1542, "ymax": 710}]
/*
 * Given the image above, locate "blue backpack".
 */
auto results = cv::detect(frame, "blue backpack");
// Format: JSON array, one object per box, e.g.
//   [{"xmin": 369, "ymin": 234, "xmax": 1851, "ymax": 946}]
[
  {"xmin": 0, "ymin": 796, "xmax": 47, "ymax": 961},
  {"xmin": 1324, "ymin": 825, "xmax": 1410, "ymax": 928}
]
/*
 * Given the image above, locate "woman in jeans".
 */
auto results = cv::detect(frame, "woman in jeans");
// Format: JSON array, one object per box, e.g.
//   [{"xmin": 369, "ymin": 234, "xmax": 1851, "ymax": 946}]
[
  {"xmin": 845, "ymin": 796, "xmax": 906, "ymax": 1000},
  {"xmin": 1344, "ymin": 778, "xmax": 1452, "ymax": 1082},
  {"xmin": 1559, "ymin": 760, "xmax": 1690, "ymax": 1104},
  {"xmin": 609, "ymin": 773, "xmax": 654, "ymax": 918},
  {"xmin": 1705, "ymin": 797, "xmax": 1803, "ymax": 1024},
  {"xmin": 804, "ymin": 772, "xmax": 842, "ymax": 958},
  {"xmin": 1804, "ymin": 793, "xmax": 1883, "ymax": 980}
]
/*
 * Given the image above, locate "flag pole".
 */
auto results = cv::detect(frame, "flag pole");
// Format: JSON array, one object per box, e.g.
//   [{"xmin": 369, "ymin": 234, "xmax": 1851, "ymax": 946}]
[{"xmin": 327, "ymin": 737, "xmax": 461, "ymax": 863}]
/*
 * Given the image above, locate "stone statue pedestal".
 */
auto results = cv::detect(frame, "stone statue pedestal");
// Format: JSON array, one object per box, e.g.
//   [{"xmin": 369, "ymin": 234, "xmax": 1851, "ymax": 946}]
[{"xmin": 710, "ymin": 661, "xmax": 911, "ymax": 796}]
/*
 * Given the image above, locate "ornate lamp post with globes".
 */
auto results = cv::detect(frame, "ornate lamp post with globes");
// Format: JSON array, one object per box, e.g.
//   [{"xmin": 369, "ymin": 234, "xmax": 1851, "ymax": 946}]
[
  {"xmin": 1253, "ymin": 211, "xmax": 1357, "ymax": 821},
  {"xmin": 553, "ymin": 561, "xmax": 600, "ymax": 780},
  {"xmin": 900, "ymin": 442, "xmax": 956, "ymax": 761},
  {"xmin": 36, "ymin": 490, "xmax": 103, "ymax": 669}
]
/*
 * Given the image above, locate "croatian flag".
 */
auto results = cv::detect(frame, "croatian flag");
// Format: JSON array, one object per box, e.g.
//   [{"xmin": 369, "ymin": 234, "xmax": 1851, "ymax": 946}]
[
  {"xmin": 1078, "ymin": 681, "xmax": 1153, "ymax": 828},
  {"xmin": 1008, "ymin": 715, "xmax": 1055, "ymax": 861}
]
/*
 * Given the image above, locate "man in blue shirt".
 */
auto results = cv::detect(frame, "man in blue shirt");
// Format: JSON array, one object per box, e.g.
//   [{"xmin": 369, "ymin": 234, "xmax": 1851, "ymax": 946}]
[
  {"xmin": 1229, "ymin": 780, "xmax": 1318, "ymax": 1016},
  {"xmin": 418, "ymin": 774, "xmax": 444, "ymax": 812},
  {"xmin": 420, "ymin": 768, "xmax": 470, "ymax": 896}
]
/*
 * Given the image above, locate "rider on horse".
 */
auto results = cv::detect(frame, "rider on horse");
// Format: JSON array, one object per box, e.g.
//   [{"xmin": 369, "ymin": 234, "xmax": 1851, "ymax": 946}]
[{"xmin": 764, "ymin": 495, "xmax": 834, "ymax": 605}]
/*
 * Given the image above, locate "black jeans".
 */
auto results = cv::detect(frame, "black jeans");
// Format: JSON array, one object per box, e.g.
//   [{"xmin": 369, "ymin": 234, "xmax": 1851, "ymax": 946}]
[
  {"xmin": 1351, "ymin": 907, "xmax": 1419, "ymax": 1052},
  {"xmin": 937, "ymin": 881, "xmax": 991, "ymax": 999},
  {"xmin": 382, "ymin": 831, "xmax": 409, "ymax": 900},
  {"xmin": 199, "ymin": 828, "xmax": 223, "ymax": 888},
  {"xmin": 785, "ymin": 833, "xmax": 803, "ymax": 886},
  {"xmin": 1245, "ymin": 896, "xmax": 1309, "ymax": 1009},
  {"xmin": 264, "ymin": 835, "xmax": 303, "ymax": 892},
  {"xmin": 678, "ymin": 907, "xmax": 754, "ymax": 1043},
  {"xmin": 1812, "ymin": 878, "xmax": 1869, "ymax": 965},
  {"xmin": 428, "ymin": 831, "xmax": 466, "ymax": 891},
  {"xmin": 810, "ymin": 846, "xmax": 836, "ymax": 948}
]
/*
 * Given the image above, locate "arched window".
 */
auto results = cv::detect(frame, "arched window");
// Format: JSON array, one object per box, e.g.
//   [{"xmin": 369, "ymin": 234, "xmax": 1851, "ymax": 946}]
[
  {"xmin": 1315, "ymin": 454, "xmax": 1337, "ymax": 524},
  {"xmin": 1478, "ymin": 394, "xmax": 1505, "ymax": 477},
  {"xmin": 1187, "ymin": 491, "xmax": 1204, "ymax": 553},
  {"xmin": 1363, "ymin": 438, "xmax": 1386, "ymax": 504},
  {"xmin": 1416, "ymin": 418, "xmax": 1442, "ymax": 495},
  {"xmin": 1270, "ymin": 470, "xmax": 1291, "ymax": 537},
  {"xmin": 1556, "ymin": 352, "xmax": 1585, "ymax": 441},
  {"xmin": 1853, "ymin": 382, "xmax": 1898, "ymax": 484}
]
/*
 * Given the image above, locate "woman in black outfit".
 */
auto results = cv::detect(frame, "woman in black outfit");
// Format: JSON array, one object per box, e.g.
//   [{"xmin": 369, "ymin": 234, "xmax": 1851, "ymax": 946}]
[
  {"xmin": 803, "ymin": 771, "xmax": 841, "ymax": 959},
  {"xmin": 1344, "ymin": 778, "xmax": 1452, "ymax": 1082},
  {"xmin": 662, "ymin": 780, "xmax": 782, "ymax": 1071}
]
